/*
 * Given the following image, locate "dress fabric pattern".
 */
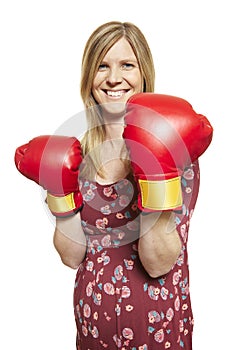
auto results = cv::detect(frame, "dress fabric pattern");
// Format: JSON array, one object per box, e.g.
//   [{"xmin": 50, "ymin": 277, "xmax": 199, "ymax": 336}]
[{"xmin": 74, "ymin": 161, "xmax": 200, "ymax": 350}]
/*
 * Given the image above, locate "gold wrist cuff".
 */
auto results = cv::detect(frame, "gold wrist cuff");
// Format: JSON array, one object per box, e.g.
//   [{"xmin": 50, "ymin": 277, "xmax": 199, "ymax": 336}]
[
  {"xmin": 47, "ymin": 192, "xmax": 76, "ymax": 214},
  {"xmin": 138, "ymin": 176, "xmax": 182, "ymax": 210}
]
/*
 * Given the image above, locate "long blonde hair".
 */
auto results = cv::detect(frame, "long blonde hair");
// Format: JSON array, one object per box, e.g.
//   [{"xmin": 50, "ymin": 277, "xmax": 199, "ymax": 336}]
[{"xmin": 80, "ymin": 21, "xmax": 155, "ymax": 179}]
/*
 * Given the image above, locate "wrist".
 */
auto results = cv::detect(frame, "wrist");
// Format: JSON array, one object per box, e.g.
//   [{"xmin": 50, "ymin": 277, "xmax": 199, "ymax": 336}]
[
  {"xmin": 138, "ymin": 175, "xmax": 182, "ymax": 212},
  {"xmin": 47, "ymin": 191, "xmax": 83, "ymax": 217}
]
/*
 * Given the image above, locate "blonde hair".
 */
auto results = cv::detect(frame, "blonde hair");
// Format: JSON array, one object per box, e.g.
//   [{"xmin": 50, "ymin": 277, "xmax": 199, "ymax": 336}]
[{"xmin": 80, "ymin": 21, "xmax": 155, "ymax": 179}]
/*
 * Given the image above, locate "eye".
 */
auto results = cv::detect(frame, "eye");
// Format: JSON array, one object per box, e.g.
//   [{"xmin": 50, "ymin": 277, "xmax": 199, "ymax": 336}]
[
  {"xmin": 98, "ymin": 64, "xmax": 108, "ymax": 71},
  {"xmin": 122, "ymin": 63, "xmax": 135, "ymax": 70}
]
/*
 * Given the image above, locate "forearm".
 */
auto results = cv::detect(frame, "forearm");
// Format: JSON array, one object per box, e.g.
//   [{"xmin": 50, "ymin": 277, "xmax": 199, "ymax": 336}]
[
  {"xmin": 53, "ymin": 212, "xmax": 87, "ymax": 269},
  {"xmin": 138, "ymin": 211, "xmax": 182, "ymax": 278}
]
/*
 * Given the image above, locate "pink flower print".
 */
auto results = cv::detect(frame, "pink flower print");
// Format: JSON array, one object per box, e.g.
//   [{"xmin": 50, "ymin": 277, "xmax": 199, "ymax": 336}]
[
  {"xmin": 180, "ymin": 224, "xmax": 187, "ymax": 243},
  {"xmin": 104, "ymin": 282, "xmax": 115, "ymax": 295},
  {"xmin": 83, "ymin": 188, "xmax": 95, "ymax": 201},
  {"xmin": 131, "ymin": 202, "xmax": 138, "ymax": 211},
  {"xmin": 115, "ymin": 288, "xmax": 121, "ymax": 295},
  {"xmin": 117, "ymin": 179, "xmax": 129, "ymax": 189},
  {"xmin": 176, "ymin": 251, "xmax": 184, "ymax": 266},
  {"xmin": 86, "ymin": 282, "xmax": 93, "ymax": 297},
  {"xmin": 116, "ymin": 231, "xmax": 125, "ymax": 240},
  {"xmin": 101, "ymin": 234, "xmax": 111, "ymax": 248},
  {"xmin": 82, "ymin": 325, "xmax": 88, "ymax": 337},
  {"xmin": 97, "ymin": 252, "xmax": 110, "ymax": 266},
  {"xmin": 103, "ymin": 186, "xmax": 114, "ymax": 197},
  {"xmin": 103, "ymin": 255, "xmax": 110, "ymax": 265},
  {"xmin": 154, "ymin": 329, "xmax": 164, "ymax": 343},
  {"xmin": 160, "ymin": 287, "xmax": 169, "ymax": 300},
  {"xmin": 173, "ymin": 269, "xmax": 182, "ymax": 285},
  {"xmin": 148, "ymin": 310, "xmax": 161, "ymax": 323},
  {"xmin": 122, "ymin": 327, "xmax": 134, "ymax": 340},
  {"xmin": 96, "ymin": 217, "xmax": 108, "ymax": 230},
  {"xmin": 83, "ymin": 303, "xmax": 91, "ymax": 318},
  {"xmin": 139, "ymin": 345, "xmax": 148, "ymax": 350},
  {"xmin": 180, "ymin": 278, "xmax": 189, "ymax": 295},
  {"xmin": 126, "ymin": 219, "xmax": 140, "ymax": 231},
  {"xmin": 116, "ymin": 212, "xmax": 124, "ymax": 219},
  {"xmin": 113, "ymin": 334, "xmax": 122, "ymax": 348},
  {"xmin": 125, "ymin": 304, "xmax": 134, "ymax": 312},
  {"xmin": 148, "ymin": 286, "xmax": 160, "ymax": 300},
  {"xmin": 119, "ymin": 195, "xmax": 130, "ymax": 207},
  {"xmin": 174, "ymin": 295, "xmax": 180, "ymax": 311},
  {"xmin": 166, "ymin": 307, "xmax": 174, "ymax": 322},
  {"xmin": 124, "ymin": 259, "xmax": 134, "ymax": 271},
  {"xmin": 86, "ymin": 261, "xmax": 94, "ymax": 272},
  {"xmin": 93, "ymin": 292, "xmax": 102, "ymax": 306},
  {"xmin": 104, "ymin": 311, "xmax": 111, "ymax": 321},
  {"xmin": 100, "ymin": 340, "xmax": 108, "ymax": 348},
  {"xmin": 165, "ymin": 341, "xmax": 171, "ymax": 348},
  {"xmin": 183, "ymin": 168, "xmax": 194, "ymax": 180},
  {"xmin": 93, "ymin": 312, "xmax": 98, "ymax": 320},
  {"xmin": 121, "ymin": 286, "xmax": 131, "ymax": 298},
  {"xmin": 75, "ymin": 304, "xmax": 81, "ymax": 319},
  {"xmin": 179, "ymin": 320, "xmax": 184, "ymax": 332},
  {"xmin": 91, "ymin": 325, "xmax": 99, "ymax": 338},
  {"xmin": 100, "ymin": 204, "xmax": 112, "ymax": 215},
  {"xmin": 185, "ymin": 186, "xmax": 192, "ymax": 194},
  {"xmin": 114, "ymin": 265, "xmax": 124, "ymax": 281},
  {"xmin": 115, "ymin": 304, "xmax": 121, "ymax": 316}
]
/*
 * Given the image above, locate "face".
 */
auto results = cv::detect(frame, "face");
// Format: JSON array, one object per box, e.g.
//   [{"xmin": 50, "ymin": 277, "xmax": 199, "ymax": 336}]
[{"xmin": 92, "ymin": 37, "xmax": 143, "ymax": 117}]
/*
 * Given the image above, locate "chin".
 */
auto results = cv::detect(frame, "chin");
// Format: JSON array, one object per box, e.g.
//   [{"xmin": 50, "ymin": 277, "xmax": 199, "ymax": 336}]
[{"xmin": 101, "ymin": 102, "xmax": 126, "ymax": 117}]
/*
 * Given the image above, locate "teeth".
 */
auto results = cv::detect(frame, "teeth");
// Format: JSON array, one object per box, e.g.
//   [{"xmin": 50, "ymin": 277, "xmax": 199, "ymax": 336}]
[{"xmin": 106, "ymin": 90, "xmax": 124, "ymax": 97}]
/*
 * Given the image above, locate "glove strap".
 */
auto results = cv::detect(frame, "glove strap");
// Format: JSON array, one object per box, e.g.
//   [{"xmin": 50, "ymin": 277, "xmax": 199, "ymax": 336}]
[
  {"xmin": 47, "ymin": 192, "xmax": 78, "ymax": 216},
  {"xmin": 138, "ymin": 176, "xmax": 182, "ymax": 211}
]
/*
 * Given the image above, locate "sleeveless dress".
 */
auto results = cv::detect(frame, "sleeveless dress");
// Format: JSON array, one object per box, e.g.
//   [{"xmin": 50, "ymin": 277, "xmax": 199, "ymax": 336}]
[{"xmin": 73, "ymin": 161, "xmax": 200, "ymax": 350}]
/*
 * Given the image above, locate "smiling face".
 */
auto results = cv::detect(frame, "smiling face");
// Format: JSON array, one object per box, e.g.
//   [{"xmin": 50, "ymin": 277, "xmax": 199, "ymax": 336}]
[{"xmin": 92, "ymin": 37, "xmax": 143, "ymax": 118}]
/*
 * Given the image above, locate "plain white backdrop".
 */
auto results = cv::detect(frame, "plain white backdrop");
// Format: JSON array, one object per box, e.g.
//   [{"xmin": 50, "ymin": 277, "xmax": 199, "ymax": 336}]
[{"xmin": 1, "ymin": 0, "xmax": 232, "ymax": 349}]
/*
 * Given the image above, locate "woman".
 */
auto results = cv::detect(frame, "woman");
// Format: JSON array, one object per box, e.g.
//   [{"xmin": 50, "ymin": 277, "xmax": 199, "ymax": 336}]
[{"xmin": 53, "ymin": 21, "xmax": 200, "ymax": 349}]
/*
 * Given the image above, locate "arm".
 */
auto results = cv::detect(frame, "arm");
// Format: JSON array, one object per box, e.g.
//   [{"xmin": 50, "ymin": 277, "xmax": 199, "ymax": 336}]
[
  {"xmin": 53, "ymin": 212, "xmax": 87, "ymax": 269},
  {"xmin": 123, "ymin": 93, "xmax": 212, "ymax": 277},
  {"xmin": 15, "ymin": 135, "xmax": 85, "ymax": 268},
  {"xmin": 138, "ymin": 211, "xmax": 181, "ymax": 278}
]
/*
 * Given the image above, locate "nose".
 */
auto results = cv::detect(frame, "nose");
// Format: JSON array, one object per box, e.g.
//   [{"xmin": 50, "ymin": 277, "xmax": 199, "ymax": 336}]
[{"xmin": 106, "ymin": 66, "xmax": 123, "ymax": 85}]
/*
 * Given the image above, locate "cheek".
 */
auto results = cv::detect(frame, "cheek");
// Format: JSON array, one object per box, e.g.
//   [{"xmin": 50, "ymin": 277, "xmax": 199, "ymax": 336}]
[
  {"xmin": 92, "ymin": 72, "xmax": 105, "ymax": 90},
  {"xmin": 92, "ymin": 75, "xmax": 103, "ymax": 101},
  {"xmin": 128, "ymin": 71, "xmax": 143, "ymax": 92}
]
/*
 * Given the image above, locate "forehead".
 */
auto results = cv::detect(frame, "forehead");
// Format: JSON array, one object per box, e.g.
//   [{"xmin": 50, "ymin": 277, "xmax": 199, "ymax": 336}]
[{"xmin": 103, "ymin": 37, "xmax": 137, "ymax": 61}]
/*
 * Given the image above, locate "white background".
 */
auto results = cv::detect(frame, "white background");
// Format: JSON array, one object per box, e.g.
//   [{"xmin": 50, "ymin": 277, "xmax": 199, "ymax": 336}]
[{"xmin": 1, "ymin": 0, "xmax": 232, "ymax": 349}]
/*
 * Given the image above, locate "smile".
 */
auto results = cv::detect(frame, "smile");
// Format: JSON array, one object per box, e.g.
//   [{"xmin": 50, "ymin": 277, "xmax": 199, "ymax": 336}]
[{"xmin": 104, "ymin": 90, "xmax": 129, "ymax": 97}]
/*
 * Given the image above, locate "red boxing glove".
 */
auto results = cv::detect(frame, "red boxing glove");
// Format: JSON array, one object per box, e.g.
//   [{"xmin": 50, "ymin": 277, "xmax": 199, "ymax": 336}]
[
  {"xmin": 15, "ymin": 135, "xmax": 83, "ymax": 217},
  {"xmin": 123, "ymin": 93, "xmax": 213, "ymax": 212}
]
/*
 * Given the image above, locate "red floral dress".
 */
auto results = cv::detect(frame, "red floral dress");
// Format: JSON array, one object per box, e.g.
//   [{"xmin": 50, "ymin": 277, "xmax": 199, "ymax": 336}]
[{"xmin": 74, "ymin": 161, "xmax": 200, "ymax": 350}]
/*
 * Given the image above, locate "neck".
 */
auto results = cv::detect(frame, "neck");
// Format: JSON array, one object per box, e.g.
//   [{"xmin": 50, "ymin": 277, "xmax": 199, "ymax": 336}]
[
  {"xmin": 102, "ymin": 111, "xmax": 125, "ymax": 140},
  {"xmin": 105, "ymin": 121, "xmax": 124, "ymax": 140}
]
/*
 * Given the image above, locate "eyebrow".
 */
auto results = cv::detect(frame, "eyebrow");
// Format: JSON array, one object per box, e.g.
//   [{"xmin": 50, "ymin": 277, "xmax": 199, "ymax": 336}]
[
  {"xmin": 119, "ymin": 58, "xmax": 138, "ymax": 62},
  {"xmin": 100, "ymin": 57, "xmax": 138, "ymax": 63},
  {"xmin": 100, "ymin": 59, "xmax": 139, "ymax": 68}
]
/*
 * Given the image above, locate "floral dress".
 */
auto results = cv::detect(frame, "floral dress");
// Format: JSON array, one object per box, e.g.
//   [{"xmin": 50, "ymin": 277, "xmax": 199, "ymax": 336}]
[{"xmin": 74, "ymin": 161, "xmax": 200, "ymax": 350}]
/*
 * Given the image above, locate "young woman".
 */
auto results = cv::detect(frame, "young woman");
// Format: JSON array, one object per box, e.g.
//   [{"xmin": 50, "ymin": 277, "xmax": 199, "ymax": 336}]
[
  {"xmin": 15, "ymin": 21, "xmax": 212, "ymax": 349},
  {"xmin": 53, "ymin": 22, "xmax": 200, "ymax": 349}
]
